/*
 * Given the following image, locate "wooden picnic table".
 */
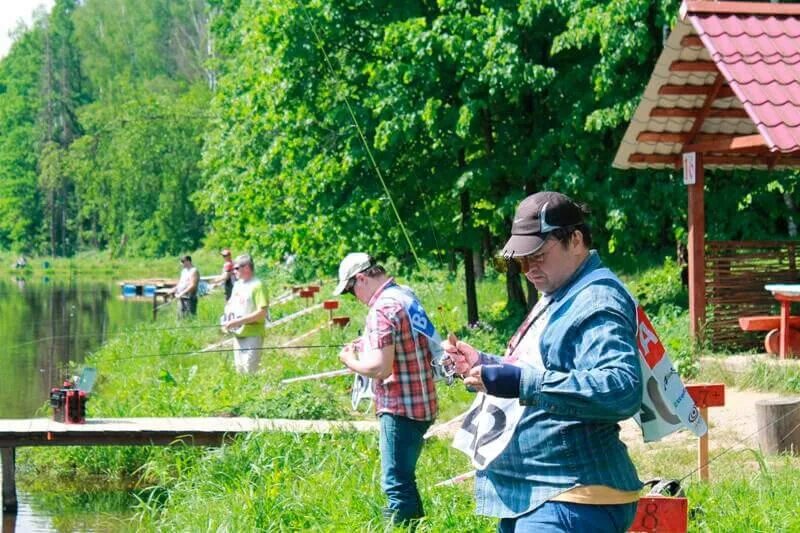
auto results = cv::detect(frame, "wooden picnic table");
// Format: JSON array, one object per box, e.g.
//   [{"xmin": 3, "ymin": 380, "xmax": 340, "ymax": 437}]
[{"xmin": 765, "ymin": 284, "xmax": 800, "ymax": 360}]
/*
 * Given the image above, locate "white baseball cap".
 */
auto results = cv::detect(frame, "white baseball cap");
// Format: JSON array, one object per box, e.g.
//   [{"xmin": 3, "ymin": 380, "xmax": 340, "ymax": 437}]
[{"xmin": 332, "ymin": 252, "xmax": 373, "ymax": 295}]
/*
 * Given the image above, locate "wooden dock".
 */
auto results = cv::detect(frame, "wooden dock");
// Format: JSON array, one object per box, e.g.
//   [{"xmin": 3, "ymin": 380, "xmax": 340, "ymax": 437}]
[{"xmin": 1, "ymin": 417, "xmax": 377, "ymax": 513}]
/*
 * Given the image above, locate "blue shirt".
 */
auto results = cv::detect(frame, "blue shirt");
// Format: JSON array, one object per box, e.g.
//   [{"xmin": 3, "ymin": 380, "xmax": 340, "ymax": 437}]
[{"xmin": 475, "ymin": 251, "xmax": 643, "ymax": 518}]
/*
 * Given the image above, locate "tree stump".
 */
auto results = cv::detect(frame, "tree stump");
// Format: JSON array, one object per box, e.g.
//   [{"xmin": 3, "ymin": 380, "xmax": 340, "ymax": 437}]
[{"xmin": 755, "ymin": 398, "xmax": 800, "ymax": 455}]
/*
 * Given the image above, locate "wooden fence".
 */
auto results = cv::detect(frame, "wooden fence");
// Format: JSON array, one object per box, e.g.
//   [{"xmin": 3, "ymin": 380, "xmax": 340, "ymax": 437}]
[{"xmin": 705, "ymin": 241, "xmax": 799, "ymax": 350}]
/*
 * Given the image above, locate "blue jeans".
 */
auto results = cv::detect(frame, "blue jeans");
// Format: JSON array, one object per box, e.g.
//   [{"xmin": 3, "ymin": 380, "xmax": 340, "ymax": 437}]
[
  {"xmin": 498, "ymin": 501, "xmax": 638, "ymax": 532},
  {"xmin": 379, "ymin": 414, "xmax": 432, "ymax": 522}
]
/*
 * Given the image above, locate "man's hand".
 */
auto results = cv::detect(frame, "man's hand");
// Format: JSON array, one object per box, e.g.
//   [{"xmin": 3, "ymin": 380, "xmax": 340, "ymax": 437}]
[
  {"xmin": 463, "ymin": 366, "xmax": 485, "ymax": 392},
  {"xmin": 223, "ymin": 318, "xmax": 243, "ymax": 330},
  {"xmin": 339, "ymin": 342, "xmax": 358, "ymax": 367},
  {"xmin": 442, "ymin": 334, "xmax": 480, "ymax": 376}
]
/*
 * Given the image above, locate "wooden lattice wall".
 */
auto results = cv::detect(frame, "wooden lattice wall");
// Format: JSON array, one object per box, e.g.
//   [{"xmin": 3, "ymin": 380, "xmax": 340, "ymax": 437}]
[{"xmin": 705, "ymin": 241, "xmax": 800, "ymax": 350}]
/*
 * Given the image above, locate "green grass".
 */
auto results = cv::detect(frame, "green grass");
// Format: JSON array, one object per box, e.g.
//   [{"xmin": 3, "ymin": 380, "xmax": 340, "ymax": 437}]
[
  {"xmin": 628, "ymin": 443, "xmax": 800, "ymax": 533},
  {"xmin": 0, "ymin": 249, "xmax": 301, "ymax": 284},
  {"xmin": 698, "ymin": 356, "xmax": 800, "ymax": 394},
  {"xmin": 17, "ymin": 262, "xmax": 800, "ymax": 531}
]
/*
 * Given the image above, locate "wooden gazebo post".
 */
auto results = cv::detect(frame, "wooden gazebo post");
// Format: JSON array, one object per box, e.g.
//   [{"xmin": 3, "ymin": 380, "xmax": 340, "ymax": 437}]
[
  {"xmin": 612, "ymin": 1, "xmax": 800, "ymax": 346},
  {"xmin": 685, "ymin": 153, "xmax": 706, "ymax": 339}
]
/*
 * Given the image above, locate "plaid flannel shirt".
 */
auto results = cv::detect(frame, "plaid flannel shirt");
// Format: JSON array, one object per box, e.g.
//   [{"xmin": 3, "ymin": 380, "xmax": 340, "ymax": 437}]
[{"xmin": 365, "ymin": 279, "xmax": 438, "ymax": 421}]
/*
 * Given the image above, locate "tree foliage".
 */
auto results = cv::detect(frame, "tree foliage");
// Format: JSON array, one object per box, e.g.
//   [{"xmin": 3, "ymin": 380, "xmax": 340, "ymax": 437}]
[
  {"xmin": 0, "ymin": 24, "xmax": 44, "ymax": 250},
  {"xmin": 0, "ymin": 0, "xmax": 796, "ymax": 292},
  {"xmin": 0, "ymin": 0, "xmax": 211, "ymax": 256}
]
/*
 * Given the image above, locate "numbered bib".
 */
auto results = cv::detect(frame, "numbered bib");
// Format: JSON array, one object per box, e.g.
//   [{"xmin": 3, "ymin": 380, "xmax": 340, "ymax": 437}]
[
  {"xmin": 379, "ymin": 286, "xmax": 454, "ymax": 384},
  {"xmin": 452, "ymin": 393, "xmax": 525, "ymax": 469},
  {"xmin": 219, "ymin": 313, "xmax": 245, "ymax": 335},
  {"xmin": 451, "ymin": 267, "xmax": 707, "ymax": 470}
]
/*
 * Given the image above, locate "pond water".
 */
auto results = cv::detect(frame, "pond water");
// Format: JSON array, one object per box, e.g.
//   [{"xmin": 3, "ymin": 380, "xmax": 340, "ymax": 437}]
[{"xmin": 0, "ymin": 274, "xmax": 152, "ymax": 531}]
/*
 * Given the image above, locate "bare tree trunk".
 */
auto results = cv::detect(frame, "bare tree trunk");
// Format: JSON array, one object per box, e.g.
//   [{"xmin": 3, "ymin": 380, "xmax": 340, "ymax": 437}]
[
  {"xmin": 473, "ymin": 243, "xmax": 485, "ymax": 280},
  {"xmin": 506, "ymin": 259, "xmax": 526, "ymax": 310},
  {"xmin": 784, "ymin": 191, "xmax": 797, "ymax": 238},
  {"xmin": 525, "ymin": 277, "xmax": 538, "ymax": 310},
  {"xmin": 461, "ymin": 190, "xmax": 479, "ymax": 326},
  {"xmin": 457, "ymin": 147, "xmax": 479, "ymax": 326}
]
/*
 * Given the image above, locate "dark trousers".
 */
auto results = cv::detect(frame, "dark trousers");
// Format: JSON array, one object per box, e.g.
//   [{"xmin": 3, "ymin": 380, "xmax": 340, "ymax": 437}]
[{"xmin": 178, "ymin": 295, "xmax": 197, "ymax": 318}]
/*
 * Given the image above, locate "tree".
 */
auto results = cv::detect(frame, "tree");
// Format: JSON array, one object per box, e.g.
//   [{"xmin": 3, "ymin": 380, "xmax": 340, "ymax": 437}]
[
  {"xmin": 38, "ymin": 0, "xmax": 88, "ymax": 256},
  {"xmin": 0, "ymin": 22, "xmax": 46, "ymax": 251}
]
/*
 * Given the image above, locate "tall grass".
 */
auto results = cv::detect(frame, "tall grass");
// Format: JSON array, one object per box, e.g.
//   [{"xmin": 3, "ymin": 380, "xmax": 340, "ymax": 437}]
[
  {"xmin": 19, "ymin": 261, "xmax": 800, "ymax": 531},
  {"xmin": 699, "ymin": 357, "xmax": 800, "ymax": 393}
]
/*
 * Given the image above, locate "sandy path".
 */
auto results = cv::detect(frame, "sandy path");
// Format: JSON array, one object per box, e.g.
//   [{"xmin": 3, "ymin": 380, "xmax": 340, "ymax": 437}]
[{"xmin": 619, "ymin": 387, "xmax": 785, "ymax": 451}]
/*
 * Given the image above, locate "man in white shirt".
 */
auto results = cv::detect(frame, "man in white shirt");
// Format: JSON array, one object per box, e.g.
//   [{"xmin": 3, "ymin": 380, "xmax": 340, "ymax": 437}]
[
  {"xmin": 222, "ymin": 254, "xmax": 269, "ymax": 373},
  {"xmin": 172, "ymin": 255, "xmax": 199, "ymax": 318}
]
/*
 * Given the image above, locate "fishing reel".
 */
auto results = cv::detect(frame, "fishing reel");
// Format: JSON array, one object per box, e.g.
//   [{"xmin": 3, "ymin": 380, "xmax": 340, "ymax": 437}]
[{"xmin": 432, "ymin": 352, "xmax": 457, "ymax": 385}]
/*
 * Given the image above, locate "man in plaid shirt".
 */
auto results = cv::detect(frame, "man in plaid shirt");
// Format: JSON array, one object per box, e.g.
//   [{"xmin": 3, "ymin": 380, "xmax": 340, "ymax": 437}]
[{"xmin": 334, "ymin": 253, "xmax": 438, "ymax": 525}]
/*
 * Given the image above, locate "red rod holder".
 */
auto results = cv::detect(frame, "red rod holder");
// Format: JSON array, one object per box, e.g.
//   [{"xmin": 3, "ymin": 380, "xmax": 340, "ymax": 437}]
[{"xmin": 331, "ymin": 316, "xmax": 350, "ymax": 328}]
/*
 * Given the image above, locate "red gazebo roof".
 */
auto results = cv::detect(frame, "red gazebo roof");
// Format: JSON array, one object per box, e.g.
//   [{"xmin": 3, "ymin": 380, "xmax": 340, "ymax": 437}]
[{"xmin": 614, "ymin": 1, "xmax": 800, "ymax": 169}]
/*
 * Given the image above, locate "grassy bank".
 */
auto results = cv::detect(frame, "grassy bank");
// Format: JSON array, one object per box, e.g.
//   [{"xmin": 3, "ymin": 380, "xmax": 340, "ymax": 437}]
[
  {"xmin": 1, "ymin": 249, "xmax": 289, "ymax": 280},
  {"xmin": 698, "ymin": 356, "xmax": 800, "ymax": 394},
  {"xmin": 20, "ymin": 261, "xmax": 800, "ymax": 531}
]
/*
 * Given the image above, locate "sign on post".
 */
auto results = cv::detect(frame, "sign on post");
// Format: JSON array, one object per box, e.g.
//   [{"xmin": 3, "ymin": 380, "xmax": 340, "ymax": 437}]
[
  {"xmin": 685, "ymin": 383, "xmax": 726, "ymax": 482},
  {"xmin": 629, "ymin": 496, "xmax": 688, "ymax": 533},
  {"xmin": 683, "ymin": 152, "xmax": 696, "ymax": 185}
]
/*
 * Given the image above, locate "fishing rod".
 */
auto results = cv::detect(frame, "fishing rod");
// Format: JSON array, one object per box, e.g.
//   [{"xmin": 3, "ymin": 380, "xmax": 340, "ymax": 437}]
[
  {"xmin": 102, "ymin": 342, "xmax": 347, "ymax": 362},
  {"xmin": 153, "ymin": 297, "xmax": 177, "ymax": 313},
  {"xmin": 431, "ymin": 399, "xmax": 800, "ymax": 489},
  {"xmin": 5, "ymin": 300, "xmax": 338, "ymax": 351},
  {"xmin": 295, "ymin": 3, "xmax": 462, "ymax": 363}
]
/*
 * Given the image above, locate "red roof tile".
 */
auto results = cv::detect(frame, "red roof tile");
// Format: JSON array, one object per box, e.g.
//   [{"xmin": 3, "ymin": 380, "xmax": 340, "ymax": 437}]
[{"xmin": 687, "ymin": 7, "xmax": 800, "ymax": 152}]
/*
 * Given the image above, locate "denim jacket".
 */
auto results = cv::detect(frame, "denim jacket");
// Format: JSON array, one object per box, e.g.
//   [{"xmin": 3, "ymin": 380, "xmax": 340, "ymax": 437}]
[{"xmin": 475, "ymin": 251, "xmax": 643, "ymax": 518}]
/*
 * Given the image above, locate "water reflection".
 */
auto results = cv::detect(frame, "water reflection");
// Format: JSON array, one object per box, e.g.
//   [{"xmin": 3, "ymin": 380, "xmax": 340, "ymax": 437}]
[
  {"xmin": 0, "ymin": 276, "xmax": 151, "ymax": 419},
  {"xmin": 0, "ymin": 276, "xmax": 152, "ymax": 533},
  {"xmin": 5, "ymin": 489, "xmax": 137, "ymax": 533}
]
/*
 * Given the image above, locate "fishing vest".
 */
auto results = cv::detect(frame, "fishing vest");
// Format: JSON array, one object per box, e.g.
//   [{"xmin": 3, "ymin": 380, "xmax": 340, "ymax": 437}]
[
  {"xmin": 378, "ymin": 285, "xmax": 452, "ymax": 384},
  {"xmin": 454, "ymin": 267, "xmax": 707, "ymax": 469}
]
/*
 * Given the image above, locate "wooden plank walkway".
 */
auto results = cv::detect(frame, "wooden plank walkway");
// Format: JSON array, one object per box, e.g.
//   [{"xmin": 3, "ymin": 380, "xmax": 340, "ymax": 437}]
[
  {"xmin": 1, "ymin": 417, "xmax": 377, "ymax": 513},
  {"xmin": 0, "ymin": 417, "xmax": 377, "ymax": 447}
]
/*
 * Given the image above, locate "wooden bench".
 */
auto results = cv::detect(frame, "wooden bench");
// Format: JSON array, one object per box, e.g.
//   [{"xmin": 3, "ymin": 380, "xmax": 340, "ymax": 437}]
[
  {"xmin": 738, "ymin": 315, "xmax": 800, "ymax": 355},
  {"xmin": 738, "ymin": 315, "xmax": 800, "ymax": 331}
]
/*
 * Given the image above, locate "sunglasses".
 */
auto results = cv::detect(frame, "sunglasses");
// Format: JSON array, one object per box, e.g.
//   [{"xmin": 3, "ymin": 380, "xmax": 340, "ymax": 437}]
[
  {"xmin": 233, "ymin": 264, "xmax": 248, "ymax": 271},
  {"xmin": 493, "ymin": 238, "xmax": 558, "ymax": 273}
]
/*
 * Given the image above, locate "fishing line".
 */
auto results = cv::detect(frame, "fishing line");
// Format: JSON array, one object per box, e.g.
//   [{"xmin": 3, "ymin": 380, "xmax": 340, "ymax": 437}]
[
  {"xmin": 103, "ymin": 342, "xmax": 347, "ymax": 362},
  {"xmin": 3, "ymin": 324, "xmax": 224, "ymax": 351},
  {"xmin": 6, "ymin": 284, "xmax": 337, "ymax": 350},
  {"xmin": 3, "ymin": 308, "xmax": 333, "ymax": 352},
  {"xmin": 296, "ymin": 1, "xmax": 463, "ymax": 343},
  {"xmin": 298, "ymin": 3, "xmax": 421, "ymax": 268},
  {"xmin": 677, "ymin": 400, "xmax": 800, "ymax": 483}
]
